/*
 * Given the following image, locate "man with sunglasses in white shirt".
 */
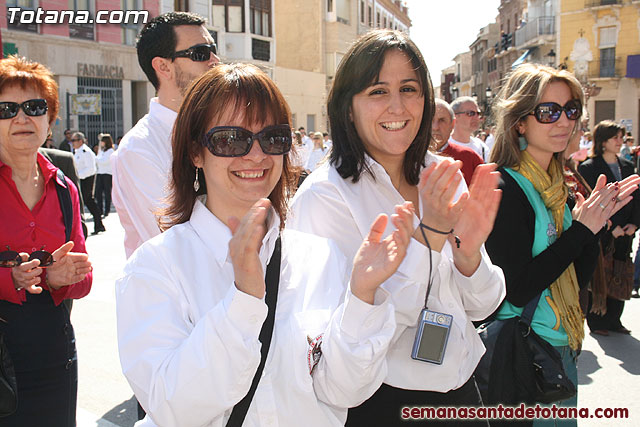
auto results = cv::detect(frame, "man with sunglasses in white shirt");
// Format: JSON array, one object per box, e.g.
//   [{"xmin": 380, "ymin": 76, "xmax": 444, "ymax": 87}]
[
  {"xmin": 449, "ymin": 96, "xmax": 490, "ymax": 162},
  {"xmin": 112, "ymin": 12, "xmax": 220, "ymax": 259}
]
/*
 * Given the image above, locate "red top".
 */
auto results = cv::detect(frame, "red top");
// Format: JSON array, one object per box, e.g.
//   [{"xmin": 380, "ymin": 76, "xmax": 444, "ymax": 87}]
[
  {"xmin": 0, "ymin": 152, "xmax": 92, "ymax": 305},
  {"xmin": 441, "ymin": 142, "xmax": 484, "ymax": 186}
]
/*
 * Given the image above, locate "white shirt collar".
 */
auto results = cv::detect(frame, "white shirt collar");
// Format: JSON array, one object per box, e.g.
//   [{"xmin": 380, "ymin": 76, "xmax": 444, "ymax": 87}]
[{"xmin": 189, "ymin": 196, "xmax": 281, "ymax": 266}]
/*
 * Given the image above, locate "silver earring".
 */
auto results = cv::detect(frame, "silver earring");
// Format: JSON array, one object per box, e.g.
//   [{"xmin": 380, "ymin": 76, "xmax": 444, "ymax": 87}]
[{"xmin": 193, "ymin": 168, "xmax": 200, "ymax": 192}]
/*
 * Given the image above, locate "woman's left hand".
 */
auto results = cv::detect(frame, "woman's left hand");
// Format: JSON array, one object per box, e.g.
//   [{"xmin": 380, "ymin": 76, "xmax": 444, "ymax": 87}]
[
  {"xmin": 451, "ymin": 163, "xmax": 502, "ymax": 275},
  {"xmin": 47, "ymin": 241, "xmax": 92, "ymax": 289},
  {"xmin": 350, "ymin": 202, "xmax": 414, "ymax": 304},
  {"xmin": 622, "ymin": 223, "xmax": 638, "ymax": 236}
]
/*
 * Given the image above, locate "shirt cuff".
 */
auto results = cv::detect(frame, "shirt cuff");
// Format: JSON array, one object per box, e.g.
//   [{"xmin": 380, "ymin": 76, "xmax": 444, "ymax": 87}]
[
  {"xmin": 451, "ymin": 249, "xmax": 492, "ymax": 291},
  {"xmin": 397, "ymin": 238, "xmax": 443, "ymax": 281},
  {"xmin": 339, "ymin": 287, "xmax": 393, "ymax": 341},
  {"xmin": 222, "ymin": 285, "xmax": 268, "ymax": 341}
]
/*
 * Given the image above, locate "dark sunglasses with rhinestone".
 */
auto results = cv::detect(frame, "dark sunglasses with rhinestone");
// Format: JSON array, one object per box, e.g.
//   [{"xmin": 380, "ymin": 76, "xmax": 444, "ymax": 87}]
[{"xmin": 201, "ymin": 124, "xmax": 293, "ymax": 157}]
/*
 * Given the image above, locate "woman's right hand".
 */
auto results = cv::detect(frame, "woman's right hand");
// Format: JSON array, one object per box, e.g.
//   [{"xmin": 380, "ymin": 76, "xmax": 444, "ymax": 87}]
[
  {"xmin": 350, "ymin": 202, "xmax": 414, "ymax": 304},
  {"xmin": 414, "ymin": 158, "xmax": 469, "ymax": 251},
  {"xmin": 573, "ymin": 174, "xmax": 640, "ymax": 234},
  {"xmin": 228, "ymin": 198, "xmax": 271, "ymax": 299},
  {"xmin": 11, "ymin": 255, "xmax": 44, "ymax": 294}
]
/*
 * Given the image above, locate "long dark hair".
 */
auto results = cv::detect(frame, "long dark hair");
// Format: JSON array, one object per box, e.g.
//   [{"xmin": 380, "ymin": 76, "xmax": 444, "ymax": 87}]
[
  {"xmin": 160, "ymin": 63, "xmax": 295, "ymax": 230},
  {"xmin": 328, "ymin": 29, "xmax": 434, "ymax": 185}
]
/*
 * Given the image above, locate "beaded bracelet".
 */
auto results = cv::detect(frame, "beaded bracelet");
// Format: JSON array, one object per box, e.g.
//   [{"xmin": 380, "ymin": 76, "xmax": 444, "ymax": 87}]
[{"xmin": 418, "ymin": 223, "xmax": 461, "ymax": 248}]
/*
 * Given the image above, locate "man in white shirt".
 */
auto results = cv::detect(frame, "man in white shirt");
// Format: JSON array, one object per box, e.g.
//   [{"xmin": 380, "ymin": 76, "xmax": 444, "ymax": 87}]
[
  {"xmin": 71, "ymin": 132, "xmax": 105, "ymax": 234},
  {"xmin": 111, "ymin": 12, "xmax": 220, "ymax": 258},
  {"xmin": 449, "ymin": 96, "xmax": 489, "ymax": 162}
]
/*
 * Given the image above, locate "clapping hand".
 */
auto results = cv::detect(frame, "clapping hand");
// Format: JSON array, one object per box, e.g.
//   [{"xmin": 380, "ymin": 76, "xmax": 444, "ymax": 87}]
[
  {"xmin": 573, "ymin": 174, "xmax": 640, "ymax": 234},
  {"xmin": 350, "ymin": 202, "xmax": 415, "ymax": 304},
  {"xmin": 450, "ymin": 163, "xmax": 502, "ymax": 276},
  {"xmin": 47, "ymin": 241, "xmax": 92, "ymax": 289},
  {"xmin": 228, "ymin": 199, "xmax": 271, "ymax": 299},
  {"xmin": 414, "ymin": 158, "xmax": 469, "ymax": 251}
]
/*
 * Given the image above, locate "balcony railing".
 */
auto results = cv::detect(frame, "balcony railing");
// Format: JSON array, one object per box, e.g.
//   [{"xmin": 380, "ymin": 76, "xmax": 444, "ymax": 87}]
[
  {"xmin": 589, "ymin": 57, "xmax": 623, "ymax": 78},
  {"xmin": 585, "ymin": 0, "xmax": 622, "ymax": 7},
  {"xmin": 515, "ymin": 16, "xmax": 555, "ymax": 48}
]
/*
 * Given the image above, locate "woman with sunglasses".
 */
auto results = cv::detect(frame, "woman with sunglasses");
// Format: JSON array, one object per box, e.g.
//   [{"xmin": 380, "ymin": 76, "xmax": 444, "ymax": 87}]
[
  {"xmin": 116, "ymin": 63, "xmax": 415, "ymax": 426},
  {"xmin": 578, "ymin": 120, "xmax": 640, "ymax": 336},
  {"xmin": 0, "ymin": 56, "xmax": 92, "ymax": 426},
  {"xmin": 288, "ymin": 30, "xmax": 505, "ymax": 426},
  {"xmin": 485, "ymin": 64, "xmax": 639, "ymax": 422}
]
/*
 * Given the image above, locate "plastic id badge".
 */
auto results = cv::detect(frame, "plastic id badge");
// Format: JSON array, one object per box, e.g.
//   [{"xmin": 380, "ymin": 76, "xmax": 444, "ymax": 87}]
[{"xmin": 411, "ymin": 308, "xmax": 453, "ymax": 364}]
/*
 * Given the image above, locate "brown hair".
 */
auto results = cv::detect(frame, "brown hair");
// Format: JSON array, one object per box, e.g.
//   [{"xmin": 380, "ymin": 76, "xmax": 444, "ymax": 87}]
[
  {"xmin": 328, "ymin": 29, "xmax": 434, "ymax": 184},
  {"xmin": 0, "ymin": 55, "xmax": 59, "ymax": 126},
  {"xmin": 490, "ymin": 63, "xmax": 584, "ymax": 168},
  {"xmin": 161, "ymin": 63, "xmax": 295, "ymax": 230},
  {"xmin": 100, "ymin": 133, "xmax": 114, "ymax": 150},
  {"xmin": 590, "ymin": 120, "xmax": 625, "ymax": 157}
]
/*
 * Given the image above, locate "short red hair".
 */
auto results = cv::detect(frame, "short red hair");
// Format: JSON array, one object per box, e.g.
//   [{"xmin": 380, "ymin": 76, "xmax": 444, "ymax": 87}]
[{"xmin": 0, "ymin": 55, "xmax": 59, "ymax": 125}]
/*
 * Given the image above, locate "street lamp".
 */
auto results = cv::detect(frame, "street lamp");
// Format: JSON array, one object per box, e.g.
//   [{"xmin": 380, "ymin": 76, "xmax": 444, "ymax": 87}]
[
  {"xmin": 485, "ymin": 86, "xmax": 492, "ymax": 100},
  {"xmin": 546, "ymin": 49, "xmax": 556, "ymax": 67}
]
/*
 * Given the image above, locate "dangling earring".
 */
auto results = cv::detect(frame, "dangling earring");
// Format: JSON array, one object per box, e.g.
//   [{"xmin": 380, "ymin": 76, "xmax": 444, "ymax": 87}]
[
  {"xmin": 193, "ymin": 168, "xmax": 200, "ymax": 192},
  {"xmin": 519, "ymin": 135, "xmax": 528, "ymax": 151}
]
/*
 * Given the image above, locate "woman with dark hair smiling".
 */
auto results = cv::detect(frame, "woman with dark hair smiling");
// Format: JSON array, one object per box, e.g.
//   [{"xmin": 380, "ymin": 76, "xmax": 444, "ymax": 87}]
[
  {"xmin": 116, "ymin": 63, "xmax": 416, "ymax": 426},
  {"xmin": 288, "ymin": 29, "xmax": 506, "ymax": 425},
  {"xmin": 578, "ymin": 120, "xmax": 640, "ymax": 336}
]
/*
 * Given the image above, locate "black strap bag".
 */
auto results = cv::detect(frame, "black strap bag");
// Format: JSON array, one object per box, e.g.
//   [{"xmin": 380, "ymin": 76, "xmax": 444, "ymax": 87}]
[{"xmin": 475, "ymin": 294, "xmax": 576, "ymax": 405}]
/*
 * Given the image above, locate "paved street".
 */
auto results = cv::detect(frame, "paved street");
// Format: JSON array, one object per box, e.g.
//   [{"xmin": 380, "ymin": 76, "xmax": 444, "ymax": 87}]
[{"xmin": 72, "ymin": 212, "xmax": 640, "ymax": 426}]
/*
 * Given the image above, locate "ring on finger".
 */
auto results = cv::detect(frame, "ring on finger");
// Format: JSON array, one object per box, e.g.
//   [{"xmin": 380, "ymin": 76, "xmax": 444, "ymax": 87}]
[{"xmin": 599, "ymin": 203, "xmax": 606, "ymax": 209}]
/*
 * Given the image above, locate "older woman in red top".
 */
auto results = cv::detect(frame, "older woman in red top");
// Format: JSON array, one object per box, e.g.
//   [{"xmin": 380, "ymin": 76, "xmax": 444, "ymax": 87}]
[{"xmin": 0, "ymin": 56, "xmax": 92, "ymax": 426}]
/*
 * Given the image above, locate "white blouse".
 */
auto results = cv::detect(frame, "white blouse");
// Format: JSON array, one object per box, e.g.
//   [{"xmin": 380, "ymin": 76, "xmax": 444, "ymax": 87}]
[
  {"xmin": 287, "ymin": 155, "xmax": 506, "ymax": 393},
  {"xmin": 116, "ymin": 198, "xmax": 396, "ymax": 427},
  {"xmin": 96, "ymin": 148, "xmax": 114, "ymax": 175}
]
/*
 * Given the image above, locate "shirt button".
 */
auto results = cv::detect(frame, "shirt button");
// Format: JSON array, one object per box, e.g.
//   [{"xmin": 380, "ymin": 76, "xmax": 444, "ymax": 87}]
[
  {"xmin": 249, "ymin": 315, "xmax": 259, "ymax": 324},
  {"xmin": 448, "ymin": 303, "xmax": 454, "ymax": 309},
  {"xmin": 29, "ymin": 222, "xmax": 35, "ymax": 227},
  {"xmin": 364, "ymin": 319, "xmax": 374, "ymax": 328},
  {"xmin": 32, "ymin": 247, "xmax": 37, "ymax": 252}
]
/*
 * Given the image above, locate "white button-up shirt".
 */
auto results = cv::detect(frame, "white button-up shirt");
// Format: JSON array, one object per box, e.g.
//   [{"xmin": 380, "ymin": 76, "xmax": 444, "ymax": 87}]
[
  {"xmin": 96, "ymin": 147, "xmax": 114, "ymax": 175},
  {"xmin": 288, "ymin": 155, "xmax": 505, "ymax": 393},
  {"xmin": 116, "ymin": 198, "xmax": 396, "ymax": 427},
  {"xmin": 73, "ymin": 143, "xmax": 97, "ymax": 179},
  {"xmin": 111, "ymin": 98, "xmax": 177, "ymax": 258}
]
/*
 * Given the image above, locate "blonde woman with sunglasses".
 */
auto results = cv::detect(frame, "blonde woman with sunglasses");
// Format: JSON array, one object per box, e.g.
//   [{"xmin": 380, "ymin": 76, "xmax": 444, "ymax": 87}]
[{"xmin": 485, "ymin": 64, "xmax": 640, "ymax": 425}]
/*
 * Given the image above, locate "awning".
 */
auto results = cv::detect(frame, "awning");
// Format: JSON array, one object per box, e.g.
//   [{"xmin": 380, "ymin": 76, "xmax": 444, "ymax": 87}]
[
  {"xmin": 627, "ymin": 55, "xmax": 640, "ymax": 78},
  {"xmin": 511, "ymin": 50, "xmax": 531, "ymax": 69}
]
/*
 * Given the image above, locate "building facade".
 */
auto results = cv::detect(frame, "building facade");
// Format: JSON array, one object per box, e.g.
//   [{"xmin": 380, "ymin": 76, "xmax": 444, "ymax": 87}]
[
  {"xmin": 1, "ymin": 0, "xmax": 277, "ymax": 145},
  {"xmin": 560, "ymin": 0, "xmax": 640, "ymax": 137},
  {"xmin": 274, "ymin": 0, "xmax": 410, "ymax": 133}
]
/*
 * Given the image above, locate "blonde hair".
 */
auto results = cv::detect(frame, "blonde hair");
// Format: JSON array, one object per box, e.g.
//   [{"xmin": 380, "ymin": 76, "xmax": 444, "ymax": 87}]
[{"xmin": 490, "ymin": 64, "xmax": 584, "ymax": 169}]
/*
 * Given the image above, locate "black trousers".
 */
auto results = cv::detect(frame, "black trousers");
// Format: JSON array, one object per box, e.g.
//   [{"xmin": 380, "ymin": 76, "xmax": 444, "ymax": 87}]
[
  {"xmin": 586, "ymin": 293, "xmax": 626, "ymax": 331},
  {"xmin": 346, "ymin": 376, "xmax": 489, "ymax": 426},
  {"xmin": 80, "ymin": 175, "xmax": 103, "ymax": 229},
  {"xmin": 95, "ymin": 174, "xmax": 112, "ymax": 216},
  {"xmin": 0, "ymin": 292, "xmax": 78, "ymax": 427}
]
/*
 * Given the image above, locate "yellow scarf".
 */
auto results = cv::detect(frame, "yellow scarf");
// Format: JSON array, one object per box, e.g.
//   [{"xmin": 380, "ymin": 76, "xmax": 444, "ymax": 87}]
[{"xmin": 516, "ymin": 151, "xmax": 584, "ymax": 350}]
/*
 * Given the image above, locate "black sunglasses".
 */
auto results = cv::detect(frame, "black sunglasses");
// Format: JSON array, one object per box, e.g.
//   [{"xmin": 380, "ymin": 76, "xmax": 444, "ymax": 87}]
[
  {"xmin": 202, "ymin": 125, "xmax": 292, "ymax": 157},
  {"xmin": 0, "ymin": 99, "xmax": 48, "ymax": 120},
  {"xmin": 0, "ymin": 246, "xmax": 54, "ymax": 268},
  {"xmin": 171, "ymin": 43, "xmax": 218, "ymax": 62},
  {"xmin": 529, "ymin": 100, "xmax": 582, "ymax": 124},
  {"xmin": 455, "ymin": 110, "xmax": 482, "ymax": 118}
]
